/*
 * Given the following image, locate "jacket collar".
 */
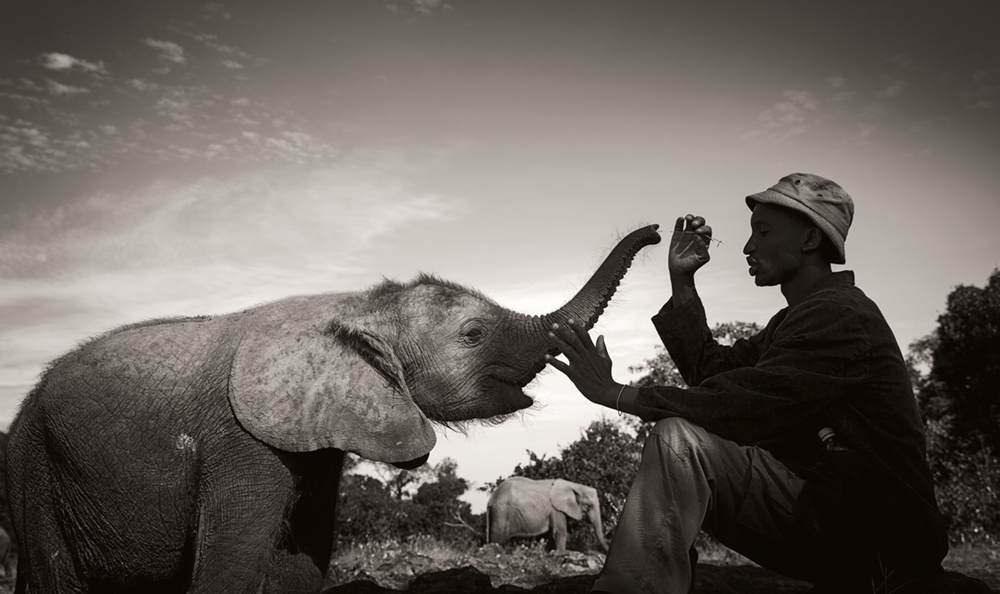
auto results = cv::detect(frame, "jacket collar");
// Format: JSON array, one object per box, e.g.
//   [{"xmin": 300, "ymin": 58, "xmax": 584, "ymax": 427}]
[{"xmin": 803, "ymin": 270, "xmax": 855, "ymax": 298}]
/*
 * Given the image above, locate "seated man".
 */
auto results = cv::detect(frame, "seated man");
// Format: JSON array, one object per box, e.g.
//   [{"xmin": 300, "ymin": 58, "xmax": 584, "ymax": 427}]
[{"xmin": 546, "ymin": 173, "xmax": 949, "ymax": 593}]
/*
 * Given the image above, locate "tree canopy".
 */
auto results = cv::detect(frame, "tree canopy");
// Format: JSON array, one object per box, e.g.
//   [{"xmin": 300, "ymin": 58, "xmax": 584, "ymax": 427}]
[
  {"xmin": 909, "ymin": 268, "xmax": 1000, "ymax": 542},
  {"xmin": 336, "ymin": 456, "xmax": 479, "ymax": 547}
]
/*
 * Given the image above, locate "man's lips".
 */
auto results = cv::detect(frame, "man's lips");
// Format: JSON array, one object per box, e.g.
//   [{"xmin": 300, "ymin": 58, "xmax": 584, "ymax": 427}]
[{"xmin": 746, "ymin": 257, "xmax": 758, "ymax": 276}]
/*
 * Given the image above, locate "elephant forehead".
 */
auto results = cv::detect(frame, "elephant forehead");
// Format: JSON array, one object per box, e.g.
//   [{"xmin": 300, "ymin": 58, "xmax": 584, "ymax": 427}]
[{"xmin": 407, "ymin": 286, "xmax": 492, "ymax": 321}]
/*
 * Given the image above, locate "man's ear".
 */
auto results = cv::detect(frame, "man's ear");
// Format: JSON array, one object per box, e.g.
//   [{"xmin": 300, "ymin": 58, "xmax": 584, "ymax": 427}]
[{"xmin": 801, "ymin": 226, "xmax": 824, "ymax": 254}]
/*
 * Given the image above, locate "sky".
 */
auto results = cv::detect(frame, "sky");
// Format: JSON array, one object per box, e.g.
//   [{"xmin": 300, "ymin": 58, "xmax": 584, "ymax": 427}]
[{"xmin": 2, "ymin": 0, "xmax": 999, "ymax": 513}]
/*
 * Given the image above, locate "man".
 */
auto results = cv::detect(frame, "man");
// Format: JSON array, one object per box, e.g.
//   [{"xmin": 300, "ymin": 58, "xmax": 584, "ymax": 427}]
[{"xmin": 546, "ymin": 174, "xmax": 948, "ymax": 593}]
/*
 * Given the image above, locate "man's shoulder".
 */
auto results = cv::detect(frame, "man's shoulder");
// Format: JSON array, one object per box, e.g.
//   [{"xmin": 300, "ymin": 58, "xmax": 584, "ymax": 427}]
[{"xmin": 808, "ymin": 276, "xmax": 884, "ymax": 318}]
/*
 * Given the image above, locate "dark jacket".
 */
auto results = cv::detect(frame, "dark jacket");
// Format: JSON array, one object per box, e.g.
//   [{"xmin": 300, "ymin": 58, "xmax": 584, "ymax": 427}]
[{"xmin": 636, "ymin": 271, "xmax": 947, "ymax": 582}]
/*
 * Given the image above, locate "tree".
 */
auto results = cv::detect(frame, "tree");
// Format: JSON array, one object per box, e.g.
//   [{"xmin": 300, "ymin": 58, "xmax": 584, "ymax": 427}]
[
  {"xmin": 920, "ymin": 268, "xmax": 1000, "ymax": 455},
  {"xmin": 407, "ymin": 458, "xmax": 475, "ymax": 542},
  {"xmin": 908, "ymin": 268, "xmax": 1000, "ymax": 542},
  {"xmin": 335, "ymin": 456, "xmax": 478, "ymax": 546}
]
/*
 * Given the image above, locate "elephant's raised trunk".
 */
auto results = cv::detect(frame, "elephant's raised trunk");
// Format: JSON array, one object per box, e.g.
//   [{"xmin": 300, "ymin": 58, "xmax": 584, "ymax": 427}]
[
  {"xmin": 506, "ymin": 224, "xmax": 661, "ymax": 385},
  {"xmin": 541, "ymin": 224, "xmax": 661, "ymax": 331}
]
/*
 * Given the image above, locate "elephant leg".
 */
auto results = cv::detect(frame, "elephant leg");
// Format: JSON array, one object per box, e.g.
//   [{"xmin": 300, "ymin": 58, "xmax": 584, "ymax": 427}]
[
  {"xmin": 189, "ymin": 443, "xmax": 303, "ymax": 594},
  {"xmin": 14, "ymin": 454, "xmax": 86, "ymax": 593},
  {"xmin": 263, "ymin": 450, "xmax": 345, "ymax": 594},
  {"xmin": 551, "ymin": 511, "xmax": 569, "ymax": 553}
]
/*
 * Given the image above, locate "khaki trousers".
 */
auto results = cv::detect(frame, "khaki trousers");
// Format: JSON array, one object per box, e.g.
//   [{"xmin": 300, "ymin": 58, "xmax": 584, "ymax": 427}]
[{"xmin": 593, "ymin": 417, "xmax": 818, "ymax": 594}]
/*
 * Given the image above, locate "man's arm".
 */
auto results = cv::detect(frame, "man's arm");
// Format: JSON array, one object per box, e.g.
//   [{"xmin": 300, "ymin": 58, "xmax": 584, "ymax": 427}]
[
  {"xmin": 544, "ymin": 214, "xmax": 716, "ymax": 415},
  {"xmin": 667, "ymin": 214, "xmax": 713, "ymax": 307},
  {"xmin": 635, "ymin": 296, "xmax": 870, "ymax": 444},
  {"xmin": 653, "ymin": 290, "xmax": 769, "ymax": 387}
]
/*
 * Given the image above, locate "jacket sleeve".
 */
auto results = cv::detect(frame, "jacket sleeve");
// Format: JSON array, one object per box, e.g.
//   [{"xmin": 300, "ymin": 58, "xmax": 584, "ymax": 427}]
[
  {"xmin": 650, "ymin": 292, "xmax": 769, "ymax": 386},
  {"xmin": 638, "ymin": 292, "xmax": 872, "ymax": 445}
]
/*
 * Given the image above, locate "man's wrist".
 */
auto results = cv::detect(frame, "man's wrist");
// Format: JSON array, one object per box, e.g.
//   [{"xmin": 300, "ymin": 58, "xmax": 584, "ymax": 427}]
[
  {"xmin": 608, "ymin": 384, "xmax": 639, "ymax": 416},
  {"xmin": 670, "ymin": 271, "xmax": 696, "ymax": 306}
]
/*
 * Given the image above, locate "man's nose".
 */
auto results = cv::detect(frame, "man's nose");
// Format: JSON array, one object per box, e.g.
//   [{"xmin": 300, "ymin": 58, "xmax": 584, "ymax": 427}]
[{"xmin": 743, "ymin": 237, "xmax": 754, "ymax": 255}]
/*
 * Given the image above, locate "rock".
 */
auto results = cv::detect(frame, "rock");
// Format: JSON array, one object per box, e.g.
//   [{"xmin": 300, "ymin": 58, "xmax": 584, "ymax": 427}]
[
  {"xmin": 409, "ymin": 566, "xmax": 494, "ymax": 593},
  {"xmin": 323, "ymin": 564, "xmax": 996, "ymax": 594},
  {"xmin": 806, "ymin": 570, "xmax": 994, "ymax": 593},
  {"xmin": 893, "ymin": 571, "xmax": 994, "ymax": 593},
  {"xmin": 695, "ymin": 564, "xmax": 810, "ymax": 594},
  {"xmin": 323, "ymin": 577, "xmax": 393, "ymax": 594}
]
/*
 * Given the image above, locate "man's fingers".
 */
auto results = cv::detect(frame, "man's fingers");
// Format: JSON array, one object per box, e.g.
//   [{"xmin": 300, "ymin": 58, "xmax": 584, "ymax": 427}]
[
  {"xmin": 596, "ymin": 334, "xmax": 608, "ymax": 359},
  {"xmin": 567, "ymin": 319, "xmax": 595, "ymax": 349},
  {"xmin": 545, "ymin": 354, "xmax": 570, "ymax": 374},
  {"xmin": 548, "ymin": 325, "xmax": 574, "ymax": 355},
  {"xmin": 674, "ymin": 217, "xmax": 686, "ymax": 233}
]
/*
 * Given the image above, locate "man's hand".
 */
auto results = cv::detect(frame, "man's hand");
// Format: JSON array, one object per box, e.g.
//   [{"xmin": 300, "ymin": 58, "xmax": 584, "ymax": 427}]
[
  {"xmin": 668, "ymin": 214, "xmax": 713, "ymax": 306},
  {"xmin": 669, "ymin": 214, "xmax": 713, "ymax": 275},
  {"xmin": 545, "ymin": 320, "xmax": 622, "ymax": 409}
]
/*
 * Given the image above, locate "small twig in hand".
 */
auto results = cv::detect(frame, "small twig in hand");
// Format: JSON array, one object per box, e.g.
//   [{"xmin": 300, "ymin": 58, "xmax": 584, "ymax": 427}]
[{"xmin": 677, "ymin": 231, "xmax": 723, "ymax": 246}]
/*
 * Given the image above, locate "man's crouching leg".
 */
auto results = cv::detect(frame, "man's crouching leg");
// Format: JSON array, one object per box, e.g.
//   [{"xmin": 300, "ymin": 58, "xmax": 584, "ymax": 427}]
[{"xmin": 592, "ymin": 417, "xmax": 808, "ymax": 594}]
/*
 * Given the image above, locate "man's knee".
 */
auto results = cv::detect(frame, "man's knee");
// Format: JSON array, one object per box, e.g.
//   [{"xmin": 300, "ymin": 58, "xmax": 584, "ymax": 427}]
[{"xmin": 649, "ymin": 417, "xmax": 711, "ymax": 452}]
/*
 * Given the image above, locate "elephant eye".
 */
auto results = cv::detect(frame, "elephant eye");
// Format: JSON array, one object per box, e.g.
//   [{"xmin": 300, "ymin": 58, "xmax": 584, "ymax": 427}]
[{"xmin": 460, "ymin": 321, "xmax": 488, "ymax": 346}]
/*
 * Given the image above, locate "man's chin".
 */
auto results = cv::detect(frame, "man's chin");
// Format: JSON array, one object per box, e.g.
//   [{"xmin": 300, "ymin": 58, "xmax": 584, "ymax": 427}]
[{"xmin": 753, "ymin": 272, "xmax": 778, "ymax": 287}]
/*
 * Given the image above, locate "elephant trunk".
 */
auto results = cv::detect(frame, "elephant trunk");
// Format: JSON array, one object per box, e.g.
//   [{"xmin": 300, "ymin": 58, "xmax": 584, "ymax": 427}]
[
  {"xmin": 541, "ymin": 224, "xmax": 661, "ymax": 332},
  {"xmin": 590, "ymin": 506, "xmax": 609, "ymax": 552},
  {"xmin": 509, "ymin": 224, "xmax": 661, "ymax": 380}
]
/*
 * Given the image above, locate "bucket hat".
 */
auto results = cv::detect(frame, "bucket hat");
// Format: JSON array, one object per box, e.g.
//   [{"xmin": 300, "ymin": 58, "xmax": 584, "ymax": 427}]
[{"xmin": 746, "ymin": 173, "xmax": 854, "ymax": 264}]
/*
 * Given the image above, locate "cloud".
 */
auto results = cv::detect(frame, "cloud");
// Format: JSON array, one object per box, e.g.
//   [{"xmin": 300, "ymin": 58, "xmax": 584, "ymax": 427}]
[
  {"xmin": 144, "ymin": 38, "xmax": 187, "ymax": 64},
  {"xmin": 967, "ymin": 68, "xmax": 1000, "ymax": 109},
  {"xmin": 202, "ymin": 2, "xmax": 233, "ymax": 21},
  {"xmin": 411, "ymin": 0, "xmax": 447, "ymax": 15},
  {"xmin": 39, "ymin": 52, "xmax": 109, "ymax": 76},
  {"xmin": 45, "ymin": 79, "xmax": 90, "ymax": 96},
  {"xmin": 387, "ymin": 0, "xmax": 450, "ymax": 16},
  {"xmin": 740, "ymin": 90, "xmax": 819, "ymax": 142},
  {"xmin": 876, "ymin": 77, "xmax": 905, "ymax": 98},
  {"xmin": 129, "ymin": 78, "xmax": 160, "ymax": 92},
  {"xmin": 0, "ymin": 157, "xmax": 466, "ymax": 284}
]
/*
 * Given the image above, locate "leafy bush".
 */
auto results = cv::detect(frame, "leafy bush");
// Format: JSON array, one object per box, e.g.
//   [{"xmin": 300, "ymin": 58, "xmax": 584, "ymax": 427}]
[{"xmin": 335, "ymin": 456, "xmax": 482, "ymax": 548}]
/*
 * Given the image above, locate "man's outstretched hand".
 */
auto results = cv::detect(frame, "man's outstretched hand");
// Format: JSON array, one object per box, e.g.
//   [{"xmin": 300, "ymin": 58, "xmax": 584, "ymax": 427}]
[{"xmin": 545, "ymin": 320, "xmax": 623, "ymax": 410}]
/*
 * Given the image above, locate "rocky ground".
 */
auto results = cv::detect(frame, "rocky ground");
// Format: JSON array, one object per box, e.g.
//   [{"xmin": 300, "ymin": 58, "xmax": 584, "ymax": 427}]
[
  {"xmin": 322, "ymin": 541, "xmax": 999, "ymax": 593},
  {"xmin": 0, "ymin": 542, "xmax": 994, "ymax": 592}
]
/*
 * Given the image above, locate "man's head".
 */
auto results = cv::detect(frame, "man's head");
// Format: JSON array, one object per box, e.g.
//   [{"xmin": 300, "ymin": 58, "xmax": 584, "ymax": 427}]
[{"xmin": 743, "ymin": 173, "xmax": 854, "ymax": 287}]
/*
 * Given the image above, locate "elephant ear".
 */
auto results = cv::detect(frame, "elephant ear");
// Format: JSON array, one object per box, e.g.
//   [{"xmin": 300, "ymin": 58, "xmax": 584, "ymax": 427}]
[
  {"xmin": 550, "ymin": 479, "xmax": 584, "ymax": 521},
  {"xmin": 229, "ymin": 295, "xmax": 436, "ymax": 464}
]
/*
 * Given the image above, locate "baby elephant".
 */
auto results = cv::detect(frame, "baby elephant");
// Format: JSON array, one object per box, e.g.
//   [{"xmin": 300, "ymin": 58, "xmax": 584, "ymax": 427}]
[
  {"xmin": 5, "ymin": 225, "xmax": 659, "ymax": 594},
  {"xmin": 487, "ymin": 477, "xmax": 609, "ymax": 553}
]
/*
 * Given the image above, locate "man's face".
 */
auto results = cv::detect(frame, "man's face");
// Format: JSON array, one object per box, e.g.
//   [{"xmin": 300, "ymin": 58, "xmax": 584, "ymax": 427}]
[{"xmin": 743, "ymin": 203, "xmax": 811, "ymax": 287}]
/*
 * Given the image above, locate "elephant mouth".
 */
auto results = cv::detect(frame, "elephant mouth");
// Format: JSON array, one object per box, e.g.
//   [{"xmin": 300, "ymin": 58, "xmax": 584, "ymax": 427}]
[{"xmin": 480, "ymin": 372, "xmax": 535, "ymax": 414}]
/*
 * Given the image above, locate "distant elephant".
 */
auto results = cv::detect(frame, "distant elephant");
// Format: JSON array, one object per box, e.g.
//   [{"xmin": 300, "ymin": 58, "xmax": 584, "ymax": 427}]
[
  {"xmin": 5, "ymin": 224, "xmax": 659, "ymax": 594},
  {"xmin": 487, "ymin": 477, "xmax": 610, "ymax": 553}
]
